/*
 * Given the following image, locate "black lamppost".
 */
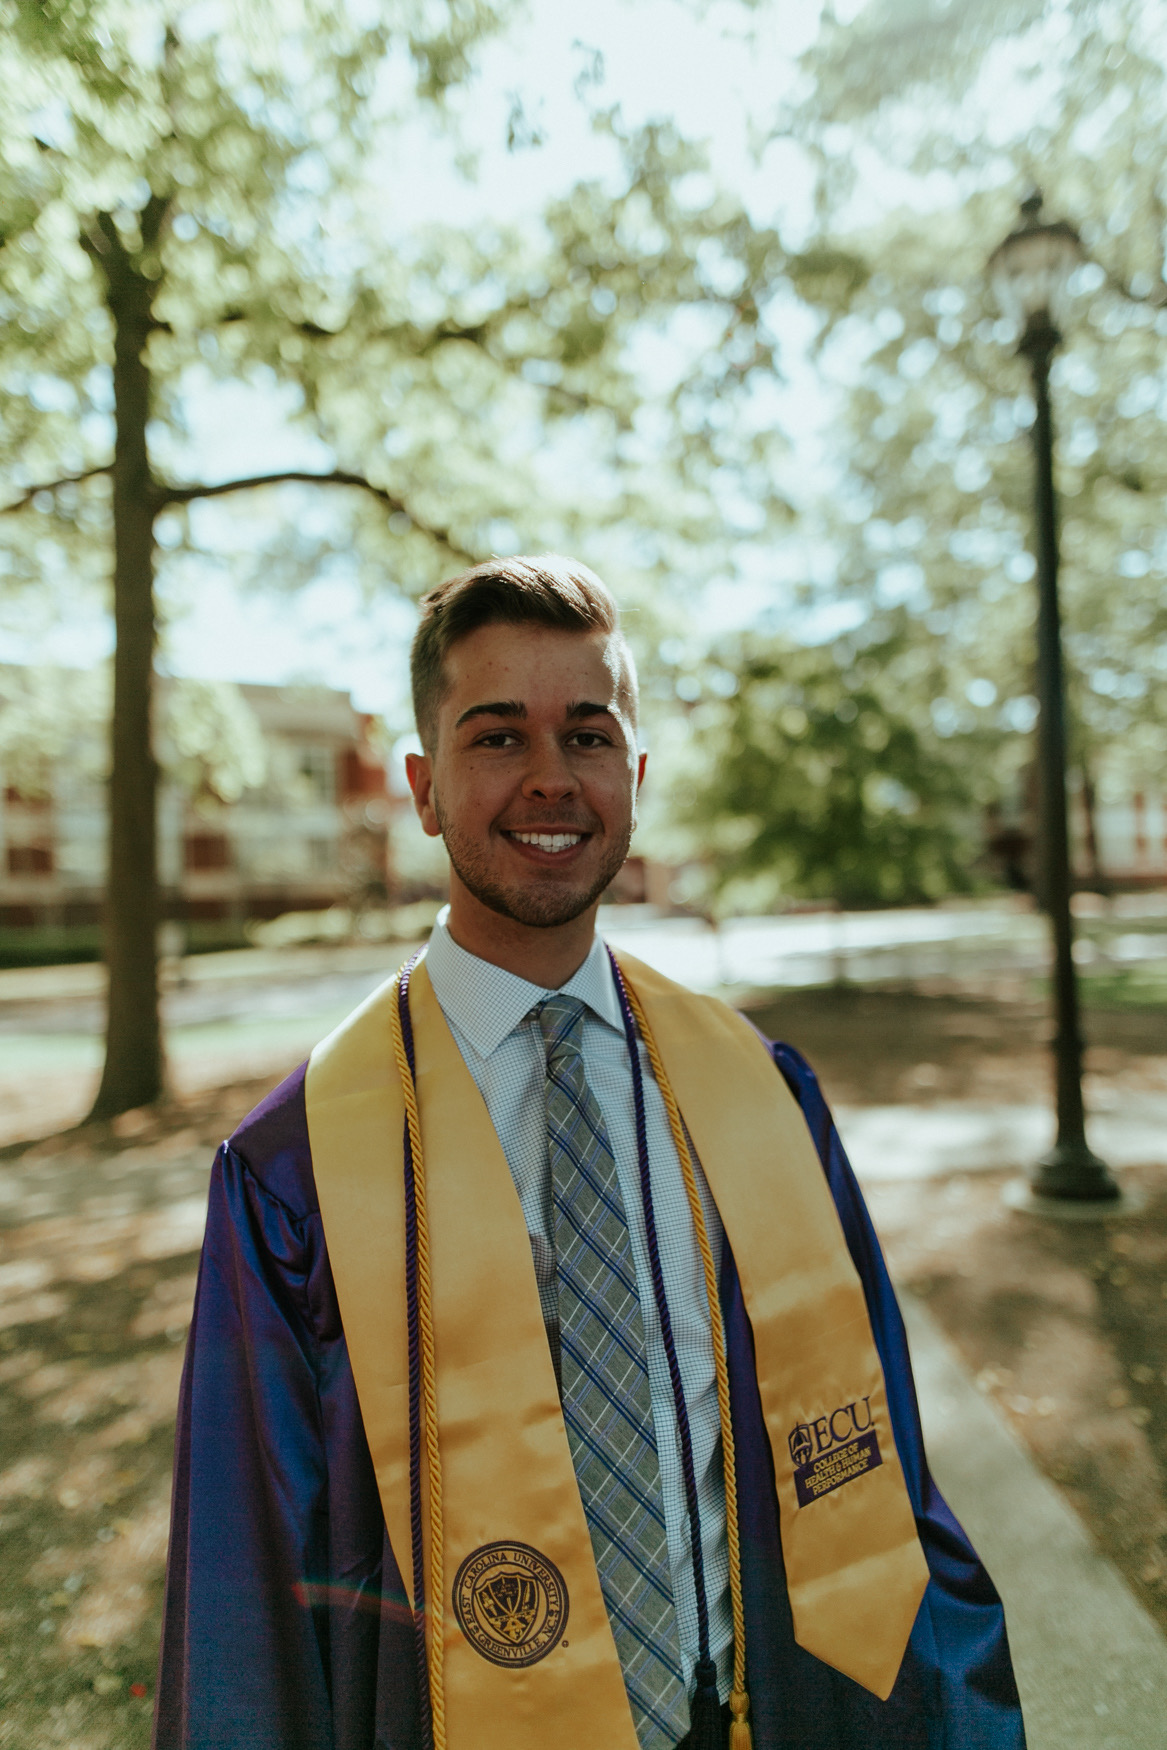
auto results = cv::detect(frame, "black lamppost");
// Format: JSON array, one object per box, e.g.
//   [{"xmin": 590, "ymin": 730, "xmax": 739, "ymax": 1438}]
[{"xmin": 988, "ymin": 192, "xmax": 1120, "ymax": 1201}]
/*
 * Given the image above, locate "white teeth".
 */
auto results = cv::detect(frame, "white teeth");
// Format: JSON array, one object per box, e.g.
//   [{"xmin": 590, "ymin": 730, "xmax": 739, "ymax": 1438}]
[{"xmin": 511, "ymin": 832, "xmax": 583, "ymax": 852}]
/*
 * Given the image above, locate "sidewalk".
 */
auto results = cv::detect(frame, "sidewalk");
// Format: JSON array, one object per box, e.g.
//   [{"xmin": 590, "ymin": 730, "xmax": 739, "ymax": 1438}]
[
  {"xmin": 838, "ymin": 1095, "xmax": 1167, "ymax": 1180},
  {"xmin": 905, "ymin": 1295, "xmax": 1167, "ymax": 1748}
]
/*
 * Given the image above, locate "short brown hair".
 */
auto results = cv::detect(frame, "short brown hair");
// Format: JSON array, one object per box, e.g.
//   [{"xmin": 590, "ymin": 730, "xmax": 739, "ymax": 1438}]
[{"xmin": 410, "ymin": 554, "xmax": 635, "ymax": 749}]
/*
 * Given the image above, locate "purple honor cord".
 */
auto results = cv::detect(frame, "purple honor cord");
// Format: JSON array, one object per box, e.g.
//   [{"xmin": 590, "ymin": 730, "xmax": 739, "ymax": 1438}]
[
  {"xmin": 397, "ymin": 951, "xmax": 434, "ymax": 1750},
  {"xmin": 608, "ymin": 948, "xmax": 719, "ymax": 1711}
]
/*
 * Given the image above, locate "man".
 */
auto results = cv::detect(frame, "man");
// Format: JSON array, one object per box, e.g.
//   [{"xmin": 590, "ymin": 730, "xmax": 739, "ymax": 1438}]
[{"xmin": 154, "ymin": 556, "xmax": 1024, "ymax": 1750}]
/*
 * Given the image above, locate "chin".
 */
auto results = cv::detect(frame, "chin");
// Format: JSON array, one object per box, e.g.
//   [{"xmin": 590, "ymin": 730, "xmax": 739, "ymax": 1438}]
[
  {"xmin": 445, "ymin": 831, "xmax": 629, "ymax": 933},
  {"xmin": 487, "ymin": 885, "xmax": 599, "ymax": 930}
]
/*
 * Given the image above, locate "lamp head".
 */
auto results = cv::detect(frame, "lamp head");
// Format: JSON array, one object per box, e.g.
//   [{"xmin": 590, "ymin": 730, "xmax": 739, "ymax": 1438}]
[{"xmin": 988, "ymin": 190, "xmax": 1084, "ymax": 337}]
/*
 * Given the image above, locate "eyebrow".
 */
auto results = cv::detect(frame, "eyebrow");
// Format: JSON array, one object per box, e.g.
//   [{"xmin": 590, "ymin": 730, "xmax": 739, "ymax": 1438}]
[
  {"xmin": 566, "ymin": 700, "xmax": 615, "ymax": 720},
  {"xmin": 453, "ymin": 699, "xmax": 616, "ymax": 729},
  {"xmin": 454, "ymin": 699, "xmax": 526, "ymax": 729}
]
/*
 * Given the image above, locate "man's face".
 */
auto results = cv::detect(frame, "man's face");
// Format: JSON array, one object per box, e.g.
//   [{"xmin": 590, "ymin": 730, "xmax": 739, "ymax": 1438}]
[{"xmin": 406, "ymin": 622, "xmax": 644, "ymax": 931}]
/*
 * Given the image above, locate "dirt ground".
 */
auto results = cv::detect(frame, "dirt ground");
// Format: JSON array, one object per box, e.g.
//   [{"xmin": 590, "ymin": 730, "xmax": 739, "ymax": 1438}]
[
  {"xmin": 0, "ymin": 981, "xmax": 1164, "ymax": 1747},
  {"xmin": 748, "ymin": 975, "xmax": 1167, "ymax": 1109}
]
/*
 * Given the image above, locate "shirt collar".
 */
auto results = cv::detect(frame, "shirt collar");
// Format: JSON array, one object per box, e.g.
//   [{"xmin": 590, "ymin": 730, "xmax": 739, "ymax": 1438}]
[{"xmin": 423, "ymin": 906, "xmax": 623, "ymax": 1059}]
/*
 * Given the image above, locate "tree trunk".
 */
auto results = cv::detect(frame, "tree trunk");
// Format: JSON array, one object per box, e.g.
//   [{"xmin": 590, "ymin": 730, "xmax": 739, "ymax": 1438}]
[
  {"xmin": 1080, "ymin": 761, "xmax": 1107, "ymax": 894},
  {"xmin": 87, "ymin": 209, "xmax": 167, "ymax": 1119}
]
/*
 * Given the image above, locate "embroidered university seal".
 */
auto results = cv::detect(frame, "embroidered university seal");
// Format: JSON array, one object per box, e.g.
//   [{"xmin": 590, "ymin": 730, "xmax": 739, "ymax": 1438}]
[{"xmin": 453, "ymin": 1541, "xmax": 569, "ymax": 1667}]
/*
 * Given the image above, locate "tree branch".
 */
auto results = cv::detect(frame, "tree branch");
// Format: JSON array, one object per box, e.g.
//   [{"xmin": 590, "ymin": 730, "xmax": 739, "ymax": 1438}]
[
  {"xmin": 139, "ymin": 190, "xmax": 172, "ymax": 250},
  {"xmin": 3, "ymin": 466, "xmax": 477, "ymax": 560},
  {"xmin": 1, "ymin": 467, "xmax": 111, "ymax": 514},
  {"xmin": 210, "ymin": 309, "xmax": 495, "ymax": 350},
  {"xmin": 158, "ymin": 469, "xmax": 473, "ymax": 557}
]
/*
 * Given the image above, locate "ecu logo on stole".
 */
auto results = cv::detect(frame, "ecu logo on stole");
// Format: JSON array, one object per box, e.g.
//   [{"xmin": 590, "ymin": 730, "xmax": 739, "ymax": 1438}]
[
  {"xmin": 453, "ymin": 1541, "xmax": 569, "ymax": 1667},
  {"xmin": 788, "ymin": 1396, "xmax": 883, "ymax": 1508}
]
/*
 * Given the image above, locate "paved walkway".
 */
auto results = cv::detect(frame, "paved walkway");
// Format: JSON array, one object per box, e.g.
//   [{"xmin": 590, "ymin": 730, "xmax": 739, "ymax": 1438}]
[
  {"xmin": 0, "ymin": 902, "xmax": 1046, "ymax": 1008},
  {"xmin": 904, "ymin": 1295, "xmax": 1167, "ymax": 1749},
  {"xmin": 838, "ymin": 1096, "xmax": 1167, "ymax": 1181}
]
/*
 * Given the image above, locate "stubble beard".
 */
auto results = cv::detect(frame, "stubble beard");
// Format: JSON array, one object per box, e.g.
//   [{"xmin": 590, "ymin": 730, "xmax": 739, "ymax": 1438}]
[{"xmin": 434, "ymin": 797, "xmax": 634, "ymax": 930}]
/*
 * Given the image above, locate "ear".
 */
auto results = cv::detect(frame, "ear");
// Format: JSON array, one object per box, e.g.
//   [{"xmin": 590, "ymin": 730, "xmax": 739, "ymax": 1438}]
[
  {"xmin": 630, "ymin": 747, "xmax": 648, "ymax": 830},
  {"xmin": 404, "ymin": 750, "xmax": 442, "ymax": 838}
]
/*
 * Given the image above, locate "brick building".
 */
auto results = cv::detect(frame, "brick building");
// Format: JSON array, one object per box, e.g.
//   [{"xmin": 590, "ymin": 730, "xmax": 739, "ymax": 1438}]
[
  {"xmin": 0, "ymin": 679, "xmax": 394, "ymax": 931},
  {"xmin": 986, "ymin": 778, "xmax": 1167, "ymax": 894}
]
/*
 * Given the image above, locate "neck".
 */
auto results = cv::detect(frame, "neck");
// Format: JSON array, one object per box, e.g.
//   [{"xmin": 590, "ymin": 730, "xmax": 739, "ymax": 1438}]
[{"xmin": 444, "ymin": 881, "xmax": 599, "ymax": 988}]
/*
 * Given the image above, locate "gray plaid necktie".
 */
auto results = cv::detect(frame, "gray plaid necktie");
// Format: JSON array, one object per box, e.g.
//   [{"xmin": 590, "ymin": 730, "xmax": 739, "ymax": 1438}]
[{"xmin": 535, "ymin": 995, "xmax": 689, "ymax": 1750}]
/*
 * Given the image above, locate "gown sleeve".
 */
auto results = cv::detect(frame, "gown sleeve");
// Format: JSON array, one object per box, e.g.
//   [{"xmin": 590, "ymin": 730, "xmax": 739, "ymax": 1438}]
[
  {"xmin": 153, "ymin": 1140, "xmax": 335, "ymax": 1749},
  {"xmin": 770, "ymin": 1040, "xmax": 1026, "ymax": 1748}
]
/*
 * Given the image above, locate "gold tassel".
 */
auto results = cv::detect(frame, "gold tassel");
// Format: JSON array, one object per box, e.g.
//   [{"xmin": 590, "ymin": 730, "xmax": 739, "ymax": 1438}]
[{"xmin": 728, "ymin": 1690, "xmax": 752, "ymax": 1750}]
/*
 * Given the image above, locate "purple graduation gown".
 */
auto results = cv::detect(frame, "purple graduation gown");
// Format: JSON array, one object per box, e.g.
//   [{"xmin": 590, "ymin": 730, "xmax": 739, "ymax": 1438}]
[{"xmin": 153, "ymin": 1040, "xmax": 1025, "ymax": 1750}]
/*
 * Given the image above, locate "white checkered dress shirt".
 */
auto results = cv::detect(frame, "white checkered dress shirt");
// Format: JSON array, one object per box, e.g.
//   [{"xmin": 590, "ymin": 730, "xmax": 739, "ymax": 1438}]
[{"xmin": 424, "ymin": 913, "xmax": 732, "ymax": 1701}]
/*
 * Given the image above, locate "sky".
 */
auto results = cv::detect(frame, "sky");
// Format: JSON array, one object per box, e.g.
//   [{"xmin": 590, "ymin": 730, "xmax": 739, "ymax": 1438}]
[{"xmin": 3, "ymin": 0, "xmax": 887, "ymax": 716}]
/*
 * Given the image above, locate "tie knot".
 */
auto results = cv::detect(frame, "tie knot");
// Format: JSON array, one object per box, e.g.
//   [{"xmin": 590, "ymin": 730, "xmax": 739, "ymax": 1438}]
[{"xmin": 534, "ymin": 994, "xmax": 586, "ymax": 1059}]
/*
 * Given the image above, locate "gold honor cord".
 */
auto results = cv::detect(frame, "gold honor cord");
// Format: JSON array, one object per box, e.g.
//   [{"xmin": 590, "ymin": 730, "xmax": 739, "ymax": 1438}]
[
  {"xmin": 621, "ymin": 980, "xmax": 752, "ymax": 1750},
  {"xmin": 390, "ymin": 971, "xmax": 447, "ymax": 1750}
]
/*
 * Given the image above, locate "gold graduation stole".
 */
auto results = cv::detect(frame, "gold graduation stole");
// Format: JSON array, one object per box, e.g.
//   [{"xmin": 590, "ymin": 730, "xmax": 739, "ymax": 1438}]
[{"xmin": 305, "ymin": 951, "xmax": 928, "ymax": 1749}]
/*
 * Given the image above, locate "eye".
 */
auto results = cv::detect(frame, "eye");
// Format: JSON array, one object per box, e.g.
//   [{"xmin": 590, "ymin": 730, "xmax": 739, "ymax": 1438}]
[
  {"xmin": 566, "ymin": 729, "xmax": 613, "ymax": 749},
  {"xmin": 475, "ymin": 729, "xmax": 521, "ymax": 748}
]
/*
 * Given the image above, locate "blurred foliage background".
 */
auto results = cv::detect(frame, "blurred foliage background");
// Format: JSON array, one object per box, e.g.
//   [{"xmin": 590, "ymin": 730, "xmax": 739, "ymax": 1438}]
[{"xmin": 2, "ymin": 0, "xmax": 1165, "ymax": 928}]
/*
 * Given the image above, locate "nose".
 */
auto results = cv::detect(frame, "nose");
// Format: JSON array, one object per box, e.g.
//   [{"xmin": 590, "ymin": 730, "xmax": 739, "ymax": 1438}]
[{"xmin": 521, "ymin": 734, "xmax": 581, "ymax": 803}]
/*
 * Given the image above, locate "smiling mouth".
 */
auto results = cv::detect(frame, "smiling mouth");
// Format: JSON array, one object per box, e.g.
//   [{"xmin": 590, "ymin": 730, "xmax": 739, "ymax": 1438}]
[{"xmin": 505, "ymin": 830, "xmax": 587, "ymax": 853}]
